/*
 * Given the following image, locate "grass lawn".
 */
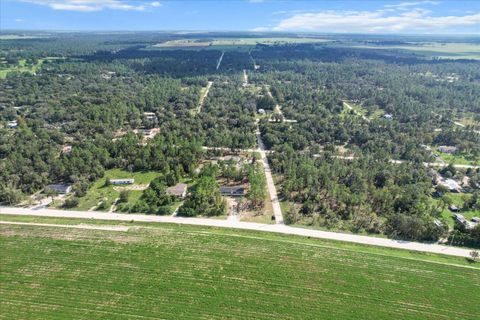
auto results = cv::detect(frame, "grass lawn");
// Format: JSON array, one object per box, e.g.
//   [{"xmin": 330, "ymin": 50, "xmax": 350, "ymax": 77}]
[
  {"xmin": 431, "ymin": 193, "xmax": 479, "ymax": 228},
  {"xmin": 240, "ymin": 198, "xmax": 275, "ymax": 224},
  {"xmin": 436, "ymin": 150, "xmax": 479, "ymax": 166},
  {"xmin": 345, "ymin": 101, "xmax": 367, "ymax": 115},
  {"xmin": 0, "ymin": 58, "xmax": 45, "ymax": 79},
  {"xmin": 73, "ymin": 169, "xmax": 160, "ymax": 211},
  {"xmin": 0, "ymin": 217, "xmax": 479, "ymax": 319}
]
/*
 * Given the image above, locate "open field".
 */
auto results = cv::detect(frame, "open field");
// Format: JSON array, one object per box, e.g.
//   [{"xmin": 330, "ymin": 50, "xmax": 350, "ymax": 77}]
[
  {"xmin": 0, "ymin": 218, "xmax": 479, "ymax": 319},
  {"xmin": 240, "ymin": 199, "xmax": 275, "ymax": 224},
  {"xmin": 72, "ymin": 169, "xmax": 159, "ymax": 211},
  {"xmin": 350, "ymin": 42, "xmax": 480, "ymax": 60},
  {"xmin": 0, "ymin": 58, "xmax": 53, "ymax": 78},
  {"xmin": 0, "ymin": 34, "xmax": 50, "ymax": 40}
]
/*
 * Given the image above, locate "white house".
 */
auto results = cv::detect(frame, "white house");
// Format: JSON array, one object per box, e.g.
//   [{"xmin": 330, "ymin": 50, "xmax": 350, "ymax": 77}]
[
  {"xmin": 110, "ymin": 178, "xmax": 134, "ymax": 185},
  {"xmin": 7, "ymin": 120, "xmax": 17, "ymax": 128}
]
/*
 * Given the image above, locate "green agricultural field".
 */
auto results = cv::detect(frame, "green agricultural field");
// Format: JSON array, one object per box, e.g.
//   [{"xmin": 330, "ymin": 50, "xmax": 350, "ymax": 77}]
[
  {"xmin": 0, "ymin": 218, "xmax": 479, "ymax": 319},
  {"xmin": 72, "ymin": 169, "xmax": 159, "ymax": 211},
  {"xmin": 212, "ymin": 37, "xmax": 331, "ymax": 46},
  {"xmin": 152, "ymin": 37, "xmax": 331, "ymax": 50},
  {"xmin": 350, "ymin": 42, "xmax": 480, "ymax": 60}
]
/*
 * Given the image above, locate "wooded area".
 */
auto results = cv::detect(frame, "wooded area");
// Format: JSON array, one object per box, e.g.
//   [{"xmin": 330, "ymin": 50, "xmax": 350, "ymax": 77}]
[{"xmin": 1, "ymin": 33, "xmax": 479, "ymax": 245}]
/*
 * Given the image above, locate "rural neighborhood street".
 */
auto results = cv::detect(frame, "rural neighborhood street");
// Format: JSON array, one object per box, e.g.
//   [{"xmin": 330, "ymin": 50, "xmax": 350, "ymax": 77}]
[
  {"xmin": 431, "ymin": 111, "xmax": 480, "ymax": 134},
  {"xmin": 0, "ymin": 206, "xmax": 474, "ymax": 258},
  {"xmin": 243, "ymin": 69, "xmax": 248, "ymax": 87},
  {"xmin": 216, "ymin": 51, "xmax": 224, "ymax": 70},
  {"xmin": 256, "ymin": 127, "xmax": 284, "ymax": 224}
]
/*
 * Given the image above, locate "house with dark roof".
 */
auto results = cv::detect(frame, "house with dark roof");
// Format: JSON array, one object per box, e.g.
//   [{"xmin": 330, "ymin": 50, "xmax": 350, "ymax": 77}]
[
  {"xmin": 449, "ymin": 204, "xmax": 460, "ymax": 212},
  {"xmin": 438, "ymin": 146, "xmax": 458, "ymax": 154},
  {"xmin": 166, "ymin": 183, "xmax": 188, "ymax": 199},
  {"xmin": 46, "ymin": 184, "xmax": 72, "ymax": 194},
  {"xmin": 220, "ymin": 186, "xmax": 245, "ymax": 197}
]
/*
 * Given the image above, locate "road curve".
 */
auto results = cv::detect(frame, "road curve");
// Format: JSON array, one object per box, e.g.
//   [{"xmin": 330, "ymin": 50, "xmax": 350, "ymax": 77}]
[{"xmin": 0, "ymin": 206, "xmax": 474, "ymax": 258}]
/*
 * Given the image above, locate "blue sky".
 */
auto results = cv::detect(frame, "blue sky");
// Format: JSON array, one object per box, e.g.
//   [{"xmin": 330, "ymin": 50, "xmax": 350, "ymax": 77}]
[{"xmin": 1, "ymin": 1, "xmax": 479, "ymax": 34}]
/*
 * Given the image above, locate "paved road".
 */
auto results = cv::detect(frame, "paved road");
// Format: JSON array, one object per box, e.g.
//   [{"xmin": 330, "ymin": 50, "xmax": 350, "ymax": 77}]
[
  {"xmin": 0, "ymin": 206, "xmax": 473, "ymax": 258},
  {"xmin": 391, "ymin": 159, "xmax": 480, "ymax": 169},
  {"xmin": 256, "ymin": 127, "xmax": 284, "ymax": 224},
  {"xmin": 313, "ymin": 154, "xmax": 479, "ymax": 169}
]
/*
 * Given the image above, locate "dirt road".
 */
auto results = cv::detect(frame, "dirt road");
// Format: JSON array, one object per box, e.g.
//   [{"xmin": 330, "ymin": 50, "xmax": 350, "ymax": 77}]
[
  {"xmin": 197, "ymin": 81, "xmax": 213, "ymax": 113},
  {"xmin": 255, "ymin": 127, "xmax": 284, "ymax": 224},
  {"xmin": 343, "ymin": 101, "xmax": 371, "ymax": 122}
]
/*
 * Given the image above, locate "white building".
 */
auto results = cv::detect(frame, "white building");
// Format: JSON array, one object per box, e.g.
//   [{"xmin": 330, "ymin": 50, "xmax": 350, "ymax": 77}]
[
  {"xmin": 439, "ymin": 178, "xmax": 461, "ymax": 192},
  {"xmin": 110, "ymin": 178, "xmax": 134, "ymax": 185}
]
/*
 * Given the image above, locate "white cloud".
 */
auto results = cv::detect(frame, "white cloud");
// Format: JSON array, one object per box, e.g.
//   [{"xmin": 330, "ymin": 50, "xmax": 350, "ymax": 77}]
[
  {"xmin": 15, "ymin": 18, "xmax": 25, "ymax": 22},
  {"xmin": 251, "ymin": 27, "xmax": 270, "ymax": 32},
  {"xmin": 248, "ymin": 0, "xmax": 265, "ymax": 3},
  {"xmin": 384, "ymin": 1, "xmax": 440, "ymax": 8},
  {"xmin": 266, "ymin": 8, "xmax": 480, "ymax": 33},
  {"xmin": 19, "ymin": 0, "xmax": 161, "ymax": 12}
]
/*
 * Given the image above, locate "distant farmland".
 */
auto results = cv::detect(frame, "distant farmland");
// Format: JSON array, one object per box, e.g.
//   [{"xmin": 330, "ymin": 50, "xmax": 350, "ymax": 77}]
[
  {"xmin": 350, "ymin": 42, "xmax": 480, "ymax": 60},
  {"xmin": 1, "ymin": 217, "xmax": 479, "ymax": 319},
  {"xmin": 152, "ymin": 37, "xmax": 331, "ymax": 49}
]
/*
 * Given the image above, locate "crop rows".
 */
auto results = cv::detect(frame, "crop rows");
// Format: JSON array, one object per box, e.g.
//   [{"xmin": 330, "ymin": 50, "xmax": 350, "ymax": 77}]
[{"xmin": 1, "ymin": 225, "xmax": 479, "ymax": 319}]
